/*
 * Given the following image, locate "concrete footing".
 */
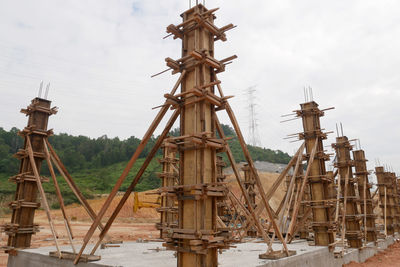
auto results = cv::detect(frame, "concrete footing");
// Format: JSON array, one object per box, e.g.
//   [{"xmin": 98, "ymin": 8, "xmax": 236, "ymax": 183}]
[{"xmin": 7, "ymin": 236, "xmax": 398, "ymax": 267}]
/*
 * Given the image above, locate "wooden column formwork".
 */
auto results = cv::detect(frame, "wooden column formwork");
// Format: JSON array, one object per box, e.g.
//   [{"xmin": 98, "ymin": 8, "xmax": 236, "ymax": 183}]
[
  {"xmin": 216, "ymin": 156, "xmax": 227, "ymax": 219},
  {"xmin": 375, "ymin": 167, "xmax": 395, "ymax": 236},
  {"xmin": 326, "ymin": 171, "xmax": 337, "ymax": 220},
  {"xmin": 389, "ymin": 172, "xmax": 400, "ymax": 233},
  {"xmin": 157, "ymin": 139, "xmax": 179, "ymax": 238},
  {"xmin": 352, "ymin": 150, "xmax": 377, "ymax": 243},
  {"xmin": 216, "ymin": 156, "xmax": 232, "ymax": 226},
  {"xmin": 242, "ymin": 164, "xmax": 257, "ymax": 237},
  {"xmin": 165, "ymin": 5, "xmax": 231, "ymax": 266},
  {"xmin": 332, "ymin": 136, "xmax": 362, "ymax": 248},
  {"xmin": 396, "ymin": 176, "xmax": 400, "ymax": 233},
  {"xmin": 3, "ymin": 97, "xmax": 57, "ymax": 248},
  {"xmin": 73, "ymin": 4, "xmax": 292, "ymax": 264},
  {"xmin": 297, "ymin": 101, "xmax": 334, "ymax": 246},
  {"xmin": 285, "ymin": 164, "xmax": 311, "ymax": 240}
]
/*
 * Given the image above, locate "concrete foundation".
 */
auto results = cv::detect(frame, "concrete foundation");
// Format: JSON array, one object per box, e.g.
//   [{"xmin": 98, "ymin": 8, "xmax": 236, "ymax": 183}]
[{"xmin": 7, "ymin": 236, "xmax": 398, "ymax": 267}]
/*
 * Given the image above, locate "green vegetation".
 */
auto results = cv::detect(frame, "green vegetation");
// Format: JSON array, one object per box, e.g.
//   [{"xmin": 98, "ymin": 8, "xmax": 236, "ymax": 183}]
[{"xmin": 0, "ymin": 125, "xmax": 291, "ymax": 207}]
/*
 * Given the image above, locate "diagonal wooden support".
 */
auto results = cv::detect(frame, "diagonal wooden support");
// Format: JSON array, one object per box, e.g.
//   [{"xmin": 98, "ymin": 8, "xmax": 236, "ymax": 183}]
[
  {"xmin": 214, "ymin": 116, "xmax": 273, "ymax": 250},
  {"xmin": 26, "ymin": 137, "xmax": 61, "ymax": 258},
  {"xmin": 215, "ymin": 105, "xmax": 290, "ymax": 256},
  {"xmin": 89, "ymin": 109, "xmax": 180, "ymax": 255},
  {"xmin": 74, "ymin": 71, "xmax": 186, "ymax": 264},
  {"xmin": 286, "ymin": 140, "xmax": 318, "ymax": 243},
  {"xmin": 246, "ymin": 140, "xmax": 305, "ymax": 231},
  {"xmin": 278, "ymin": 143, "xmax": 304, "ymax": 239},
  {"xmin": 223, "ymin": 108, "xmax": 290, "ymax": 255},
  {"xmin": 43, "ymin": 140, "xmax": 76, "ymax": 253},
  {"xmin": 340, "ymin": 167, "xmax": 351, "ymax": 252},
  {"xmin": 46, "ymin": 139, "xmax": 106, "ymax": 233}
]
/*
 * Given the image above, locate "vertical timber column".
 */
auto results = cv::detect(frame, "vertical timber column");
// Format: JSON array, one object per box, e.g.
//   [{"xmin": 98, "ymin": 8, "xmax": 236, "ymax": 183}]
[
  {"xmin": 352, "ymin": 150, "xmax": 377, "ymax": 242},
  {"xmin": 4, "ymin": 97, "xmax": 56, "ymax": 248},
  {"xmin": 333, "ymin": 137, "xmax": 362, "ymax": 248},
  {"xmin": 375, "ymin": 167, "xmax": 394, "ymax": 235},
  {"xmin": 298, "ymin": 101, "xmax": 334, "ymax": 246},
  {"xmin": 296, "ymin": 164, "xmax": 311, "ymax": 239},
  {"xmin": 157, "ymin": 139, "xmax": 179, "ymax": 238},
  {"xmin": 389, "ymin": 172, "xmax": 400, "ymax": 233},
  {"xmin": 396, "ymin": 175, "xmax": 400, "ymax": 233},
  {"xmin": 180, "ymin": 5, "xmax": 216, "ymax": 266},
  {"xmin": 242, "ymin": 164, "xmax": 257, "ymax": 237},
  {"xmin": 216, "ymin": 156, "xmax": 227, "ymax": 221}
]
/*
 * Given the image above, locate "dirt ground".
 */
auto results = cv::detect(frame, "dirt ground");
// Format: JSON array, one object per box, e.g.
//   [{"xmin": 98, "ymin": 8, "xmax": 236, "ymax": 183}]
[
  {"xmin": 1, "ymin": 172, "xmax": 399, "ymax": 267},
  {"xmin": 344, "ymin": 240, "xmax": 400, "ymax": 267},
  {"xmin": 0, "ymin": 190, "xmax": 161, "ymax": 267},
  {"xmin": 0, "ymin": 171, "xmax": 292, "ymax": 267},
  {"xmin": 0, "ymin": 219, "xmax": 159, "ymax": 267}
]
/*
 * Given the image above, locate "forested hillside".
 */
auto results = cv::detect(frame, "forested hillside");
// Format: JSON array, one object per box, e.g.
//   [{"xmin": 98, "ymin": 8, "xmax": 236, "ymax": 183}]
[{"xmin": 0, "ymin": 124, "xmax": 291, "ymax": 210}]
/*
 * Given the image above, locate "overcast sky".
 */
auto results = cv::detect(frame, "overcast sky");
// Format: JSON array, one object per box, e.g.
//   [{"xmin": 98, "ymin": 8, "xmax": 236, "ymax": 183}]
[{"xmin": 0, "ymin": 0, "xmax": 399, "ymax": 174}]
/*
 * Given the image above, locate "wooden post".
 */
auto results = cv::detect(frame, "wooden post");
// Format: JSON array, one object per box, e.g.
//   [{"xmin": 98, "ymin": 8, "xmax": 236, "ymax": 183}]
[
  {"xmin": 3, "ymin": 97, "xmax": 57, "ymax": 249},
  {"xmin": 376, "ymin": 167, "xmax": 394, "ymax": 236},
  {"xmin": 157, "ymin": 139, "xmax": 179, "ymax": 238},
  {"xmin": 178, "ymin": 5, "xmax": 220, "ymax": 266},
  {"xmin": 352, "ymin": 150, "xmax": 377, "ymax": 243},
  {"xmin": 297, "ymin": 101, "xmax": 334, "ymax": 246},
  {"xmin": 332, "ymin": 136, "xmax": 362, "ymax": 248},
  {"xmin": 389, "ymin": 172, "xmax": 400, "ymax": 234},
  {"xmin": 242, "ymin": 164, "xmax": 257, "ymax": 237}
]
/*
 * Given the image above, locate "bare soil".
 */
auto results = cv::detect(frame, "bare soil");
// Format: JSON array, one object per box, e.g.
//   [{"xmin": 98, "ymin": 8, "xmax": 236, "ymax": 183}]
[
  {"xmin": 0, "ymin": 171, "xmax": 284, "ymax": 267},
  {"xmin": 344, "ymin": 240, "xmax": 400, "ymax": 267}
]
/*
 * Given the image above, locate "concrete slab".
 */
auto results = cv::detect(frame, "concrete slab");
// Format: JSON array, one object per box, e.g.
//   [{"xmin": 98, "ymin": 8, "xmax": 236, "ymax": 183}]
[{"xmin": 7, "ymin": 236, "xmax": 398, "ymax": 267}]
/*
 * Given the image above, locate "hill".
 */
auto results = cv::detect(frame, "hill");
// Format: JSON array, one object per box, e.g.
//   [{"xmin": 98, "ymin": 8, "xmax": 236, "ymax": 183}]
[{"xmin": 0, "ymin": 124, "xmax": 291, "ymax": 214}]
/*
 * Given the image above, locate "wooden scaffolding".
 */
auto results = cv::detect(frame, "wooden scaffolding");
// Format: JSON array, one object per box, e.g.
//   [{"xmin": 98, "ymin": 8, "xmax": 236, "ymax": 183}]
[
  {"xmin": 352, "ymin": 149, "xmax": 377, "ymax": 243},
  {"xmin": 73, "ymin": 4, "xmax": 292, "ymax": 265},
  {"xmin": 376, "ymin": 166, "xmax": 396, "ymax": 236},
  {"xmin": 332, "ymin": 136, "xmax": 362, "ymax": 248},
  {"xmin": 156, "ymin": 138, "xmax": 179, "ymax": 238},
  {"xmin": 296, "ymin": 101, "xmax": 335, "ymax": 246},
  {"xmin": 1, "ymin": 97, "xmax": 108, "ymax": 261}
]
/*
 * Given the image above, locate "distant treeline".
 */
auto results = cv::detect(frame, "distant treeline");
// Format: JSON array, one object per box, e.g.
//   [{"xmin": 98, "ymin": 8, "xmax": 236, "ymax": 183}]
[{"xmin": 0, "ymin": 124, "xmax": 291, "ymax": 176}]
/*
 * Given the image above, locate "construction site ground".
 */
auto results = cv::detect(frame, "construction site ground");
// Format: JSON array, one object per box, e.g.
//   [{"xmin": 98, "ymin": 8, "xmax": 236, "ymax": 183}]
[
  {"xmin": 1, "ymin": 170, "xmax": 397, "ymax": 267},
  {"xmin": 0, "ymin": 171, "xmax": 283, "ymax": 266}
]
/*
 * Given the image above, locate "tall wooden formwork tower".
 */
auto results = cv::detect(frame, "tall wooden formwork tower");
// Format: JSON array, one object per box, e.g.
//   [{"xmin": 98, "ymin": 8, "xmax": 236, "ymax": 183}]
[
  {"xmin": 352, "ymin": 149, "xmax": 377, "ymax": 243},
  {"xmin": 332, "ymin": 136, "xmax": 362, "ymax": 248},
  {"xmin": 389, "ymin": 171, "xmax": 400, "ymax": 233},
  {"xmin": 4, "ymin": 97, "xmax": 57, "ymax": 248},
  {"xmin": 74, "ymin": 4, "xmax": 292, "ymax": 264},
  {"xmin": 297, "ymin": 101, "xmax": 334, "ymax": 246},
  {"xmin": 242, "ymin": 164, "xmax": 257, "ymax": 237},
  {"xmin": 376, "ymin": 167, "xmax": 396, "ymax": 236}
]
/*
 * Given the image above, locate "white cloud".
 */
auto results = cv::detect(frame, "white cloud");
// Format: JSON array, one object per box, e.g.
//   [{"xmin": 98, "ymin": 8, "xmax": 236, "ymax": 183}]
[{"xmin": 0, "ymin": 0, "xmax": 399, "ymax": 173}]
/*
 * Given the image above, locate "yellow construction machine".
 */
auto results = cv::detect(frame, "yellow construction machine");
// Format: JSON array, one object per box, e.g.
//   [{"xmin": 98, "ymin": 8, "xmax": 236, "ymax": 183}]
[{"xmin": 132, "ymin": 192, "xmax": 161, "ymax": 213}]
